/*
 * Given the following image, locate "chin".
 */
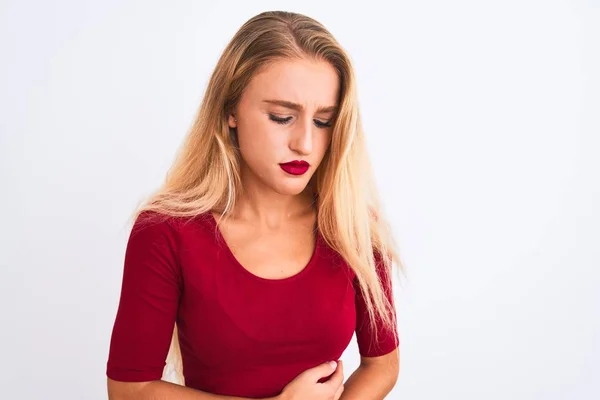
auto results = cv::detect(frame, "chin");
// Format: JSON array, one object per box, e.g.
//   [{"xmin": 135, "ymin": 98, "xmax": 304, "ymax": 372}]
[
  {"xmin": 271, "ymin": 179, "xmax": 310, "ymax": 196},
  {"xmin": 276, "ymin": 184, "xmax": 308, "ymax": 196}
]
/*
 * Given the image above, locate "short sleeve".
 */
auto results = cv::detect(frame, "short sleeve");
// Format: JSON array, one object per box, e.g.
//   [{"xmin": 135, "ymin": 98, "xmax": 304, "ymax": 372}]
[
  {"xmin": 354, "ymin": 253, "xmax": 399, "ymax": 357},
  {"xmin": 106, "ymin": 212, "xmax": 181, "ymax": 382}
]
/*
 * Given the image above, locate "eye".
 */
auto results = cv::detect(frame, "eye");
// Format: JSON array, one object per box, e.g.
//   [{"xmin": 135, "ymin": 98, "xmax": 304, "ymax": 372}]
[
  {"xmin": 314, "ymin": 119, "xmax": 332, "ymax": 128},
  {"xmin": 269, "ymin": 114, "xmax": 292, "ymax": 125},
  {"xmin": 269, "ymin": 114, "xmax": 332, "ymax": 129}
]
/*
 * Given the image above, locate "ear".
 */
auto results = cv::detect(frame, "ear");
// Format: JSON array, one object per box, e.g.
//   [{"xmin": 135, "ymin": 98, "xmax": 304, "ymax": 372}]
[{"xmin": 228, "ymin": 113, "xmax": 237, "ymax": 129}]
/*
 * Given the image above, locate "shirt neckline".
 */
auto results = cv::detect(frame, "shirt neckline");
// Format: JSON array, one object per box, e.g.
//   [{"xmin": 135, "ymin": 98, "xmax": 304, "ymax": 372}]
[{"xmin": 206, "ymin": 211, "xmax": 322, "ymax": 284}]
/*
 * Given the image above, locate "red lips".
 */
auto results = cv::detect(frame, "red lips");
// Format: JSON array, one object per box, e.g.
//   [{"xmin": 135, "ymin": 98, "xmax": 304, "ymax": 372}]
[{"xmin": 279, "ymin": 160, "xmax": 310, "ymax": 176}]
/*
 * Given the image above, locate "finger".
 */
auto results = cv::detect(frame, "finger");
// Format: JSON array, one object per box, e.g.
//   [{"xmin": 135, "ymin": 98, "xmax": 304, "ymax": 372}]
[
  {"xmin": 309, "ymin": 361, "xmax": 338, "ymax": 382},
  {"xmin": 326, "ymin": 360, "xmax": 344, "ymax": 388},
  {"xmin": 334, "ymin": 383, "xmax": 345, "ymax": 400}
]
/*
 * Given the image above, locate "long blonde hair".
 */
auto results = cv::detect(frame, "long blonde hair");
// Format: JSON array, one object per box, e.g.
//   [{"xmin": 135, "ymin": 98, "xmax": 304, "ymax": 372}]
[{"xmin": 130, "ymin": 10, "xmax": 404, "ymax": 385}]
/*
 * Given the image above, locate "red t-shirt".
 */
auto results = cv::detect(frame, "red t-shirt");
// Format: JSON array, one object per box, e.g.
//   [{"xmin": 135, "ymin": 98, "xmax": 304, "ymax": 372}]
[{"xmin": 106, "ymin": 211, "xmax": 399, "ymax": 398}]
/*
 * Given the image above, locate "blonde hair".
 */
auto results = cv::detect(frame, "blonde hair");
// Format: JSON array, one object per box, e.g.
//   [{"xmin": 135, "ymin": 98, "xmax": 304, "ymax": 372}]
[{"xmin": 130, "ymin": 10, "xmax": 404, "ymax": 385}]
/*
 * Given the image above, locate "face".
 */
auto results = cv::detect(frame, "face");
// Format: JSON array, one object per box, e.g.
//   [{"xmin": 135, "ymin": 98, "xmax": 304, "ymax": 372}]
[{"xmin": 228, "ymin": 57, "xmax": 339, "ymax": 197}]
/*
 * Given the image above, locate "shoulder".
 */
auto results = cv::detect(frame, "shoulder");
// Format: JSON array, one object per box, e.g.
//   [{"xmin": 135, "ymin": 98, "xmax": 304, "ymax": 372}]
[
  {"xmin": 125, "ymin": 210, "xmax": 214, "ymax": 272},
  {"xmin": 127, "ymin": 211, "xmax": 179, "ymax": 244},
  {"xmin": 129, "ymin": 210, "xmax": 219, "ymax": 258},
  {"xmin": 131, "ymin": 210, "xmax": 212, "ymax": 235}
]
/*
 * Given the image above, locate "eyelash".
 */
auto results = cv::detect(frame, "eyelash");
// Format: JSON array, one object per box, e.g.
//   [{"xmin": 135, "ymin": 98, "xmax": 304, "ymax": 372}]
[{"xmin": 268, "ymin": 114, "xmax": 332, "ymax": 128}]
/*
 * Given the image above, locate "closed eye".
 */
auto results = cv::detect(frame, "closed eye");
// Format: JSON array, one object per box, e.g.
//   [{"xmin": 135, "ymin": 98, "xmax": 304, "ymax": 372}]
[
  {"xmin": 269, "ymin": 114, "xmax": 292, "ymax": 125},
  {"xmin": 268, "ymin": 114, "xmax": 332, "ymax": 129}
]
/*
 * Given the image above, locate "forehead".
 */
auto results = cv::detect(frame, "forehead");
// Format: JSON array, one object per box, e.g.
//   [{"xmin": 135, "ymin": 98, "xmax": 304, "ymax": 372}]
[{"xmin": 244, "ymin": 58, "xmax": 340, "ymax": 108}]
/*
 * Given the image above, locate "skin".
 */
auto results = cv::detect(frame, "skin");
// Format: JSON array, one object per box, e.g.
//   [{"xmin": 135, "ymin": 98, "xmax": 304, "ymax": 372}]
[
  {"xmin": 225, "ymin": 57, "xmax": 337, "ymax": 224},
  {"xmin": 217, "ymin": 57, "xmax": 338, "ymax": 281}
]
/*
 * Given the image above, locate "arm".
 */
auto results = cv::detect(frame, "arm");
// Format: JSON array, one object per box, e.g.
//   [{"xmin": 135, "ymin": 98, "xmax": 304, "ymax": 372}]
[
  {"xmin": 107, "ymin": 378, "xmax": 277, "ymax": 400},
  {"xmin": 339, "ymin": 349, "xmax": 400, "ymax": 400},
  {"xmin": 107, "ymin": 214, "xmax": 270, "ymax": 400},
  {"xmin": 347, "ymin": 250, "xmax": 401, "ymax": 399}
]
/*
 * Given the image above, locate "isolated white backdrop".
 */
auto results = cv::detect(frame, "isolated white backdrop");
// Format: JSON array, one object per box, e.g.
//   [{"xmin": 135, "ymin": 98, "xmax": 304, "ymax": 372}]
[{"xmin": 1, "ymin": 1, "xmax": 598, "ymax": 399}]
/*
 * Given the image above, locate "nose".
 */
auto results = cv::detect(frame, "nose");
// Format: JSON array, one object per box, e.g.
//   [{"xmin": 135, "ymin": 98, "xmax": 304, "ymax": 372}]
[{"xmin": 289, "ymin": 116, "xmax": 313, "ymax": 156}]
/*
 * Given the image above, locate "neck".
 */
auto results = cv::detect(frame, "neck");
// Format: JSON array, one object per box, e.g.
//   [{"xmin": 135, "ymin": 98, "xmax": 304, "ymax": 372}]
[{"xmin": 229, "ymin": 166, "xmax": 316, "ymax": 229}]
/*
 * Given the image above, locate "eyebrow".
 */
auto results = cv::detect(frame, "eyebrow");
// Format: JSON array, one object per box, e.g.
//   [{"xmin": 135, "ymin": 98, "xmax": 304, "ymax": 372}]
[{"xmin": 262, "ymin": 99, "xmax": 338, "ymax": 114}]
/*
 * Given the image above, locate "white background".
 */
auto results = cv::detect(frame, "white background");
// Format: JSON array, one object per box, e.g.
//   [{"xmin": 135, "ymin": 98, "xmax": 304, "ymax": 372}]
[{"xmin": 1, "ymin": 1, "xmax": 598, "ymax": 399}]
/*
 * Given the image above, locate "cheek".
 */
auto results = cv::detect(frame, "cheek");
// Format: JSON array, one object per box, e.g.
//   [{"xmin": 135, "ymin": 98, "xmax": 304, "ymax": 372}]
[
  {"xmin": 237, "ymin": 120, "xmax": 284, "ymax": 161},
  {"xmin": 314, "ymin": 132, "xmax": 332, "ymax": 159}
]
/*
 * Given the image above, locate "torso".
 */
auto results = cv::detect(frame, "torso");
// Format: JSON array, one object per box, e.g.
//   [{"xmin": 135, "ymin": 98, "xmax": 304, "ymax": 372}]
[
  {"xmin": 107, "ymin": 209, "xmax": 399, "ymax": 399},
  {"xmin": 173, "ymin": 211, "xmax": 358, "ymax": 396}
]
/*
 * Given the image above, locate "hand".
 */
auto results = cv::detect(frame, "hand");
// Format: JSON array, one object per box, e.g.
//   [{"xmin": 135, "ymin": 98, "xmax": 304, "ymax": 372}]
[{"xmin": 278, "ymin": 360, "xmax": 344, "ymax": 400}]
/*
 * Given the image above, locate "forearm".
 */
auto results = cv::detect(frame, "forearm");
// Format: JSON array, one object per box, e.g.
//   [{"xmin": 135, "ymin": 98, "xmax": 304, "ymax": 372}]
[
  {"xmin": 109, "ymin": 379, "xmax": 276, "ymax": 400},
  {"xmin": 339, "ymin": 364, "xmax": 398, "ymax": 400}
]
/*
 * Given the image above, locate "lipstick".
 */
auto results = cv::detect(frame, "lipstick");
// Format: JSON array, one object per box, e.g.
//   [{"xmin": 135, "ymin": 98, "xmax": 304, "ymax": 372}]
[{"xmin": 279, "ymin": 160, "xmax": 310, "ymax": 176}]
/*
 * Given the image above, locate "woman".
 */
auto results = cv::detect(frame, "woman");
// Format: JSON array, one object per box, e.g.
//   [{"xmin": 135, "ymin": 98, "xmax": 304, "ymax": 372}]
[{"xmin": 106, "ymin": 10, "xmax": 402, "ymax": 400}]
